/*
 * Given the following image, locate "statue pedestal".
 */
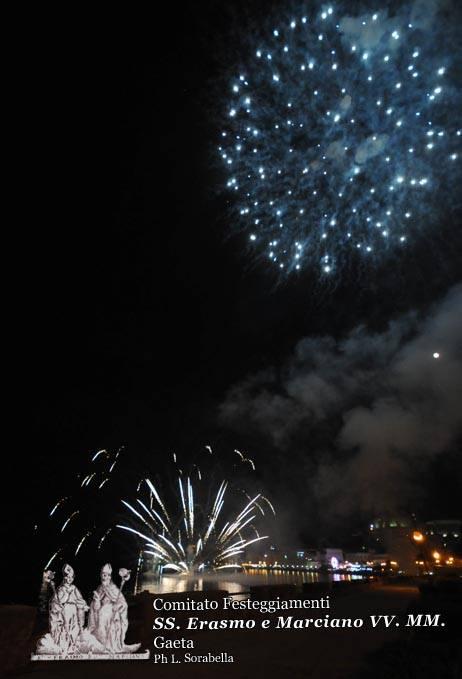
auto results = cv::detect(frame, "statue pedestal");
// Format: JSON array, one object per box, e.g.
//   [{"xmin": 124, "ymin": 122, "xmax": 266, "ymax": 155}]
[{"xmin": 32, "ymin": 650, "xmax": 150, "ymax": 661}]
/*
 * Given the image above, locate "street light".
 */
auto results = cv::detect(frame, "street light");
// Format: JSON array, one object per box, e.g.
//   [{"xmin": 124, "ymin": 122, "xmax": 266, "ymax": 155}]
[{"xmin": 411, "ymin": 530, "xmax": 432, "ymax": 578}]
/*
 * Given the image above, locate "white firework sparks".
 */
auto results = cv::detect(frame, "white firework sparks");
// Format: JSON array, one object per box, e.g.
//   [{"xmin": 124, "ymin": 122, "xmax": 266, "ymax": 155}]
[
  {"xmin": 118, "ymin": 475, "xmax": 271, "ymax": 573},
  {"xmin": 219, "ymin": 2, "xmax": 461, "ymax": 276}
]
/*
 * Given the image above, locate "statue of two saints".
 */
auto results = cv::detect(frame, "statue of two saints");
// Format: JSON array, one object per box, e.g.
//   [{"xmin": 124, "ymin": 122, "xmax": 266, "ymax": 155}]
[{"xmin": 35, "ymin": 563, "xmax": 141, "ymax": 656}]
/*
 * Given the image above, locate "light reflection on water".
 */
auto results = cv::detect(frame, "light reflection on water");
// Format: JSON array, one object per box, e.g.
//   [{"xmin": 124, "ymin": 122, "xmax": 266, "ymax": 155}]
[{"xmin": 140, "ymin": 569, "xmax": 363, "ymax": 595}]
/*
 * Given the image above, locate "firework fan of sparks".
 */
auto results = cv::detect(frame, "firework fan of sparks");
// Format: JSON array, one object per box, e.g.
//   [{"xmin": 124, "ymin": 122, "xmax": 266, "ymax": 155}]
[
  {"xmin": 118, "ymin": 448, "xmax": 275, "ymax": 573},
  {"xmin": 42, "ymin": 446, "xmax": 275, "ymax": 576},
  {"xmin": 218, "ymin": 1, "xmax": 462, "ymax": 277}
]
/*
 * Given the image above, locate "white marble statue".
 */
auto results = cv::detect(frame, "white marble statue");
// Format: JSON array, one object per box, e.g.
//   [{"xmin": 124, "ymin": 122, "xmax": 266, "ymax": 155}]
[
  {"xmin": 35, "ymin": 565, "xmax": 90, "ymax": 655},
  {"xmin": 88, "ymin": 564, "xmax": 140, "ymax": 654},
  {"xmin": 33, "ymin": 563, "xmax": 142, "ymax": 659}
]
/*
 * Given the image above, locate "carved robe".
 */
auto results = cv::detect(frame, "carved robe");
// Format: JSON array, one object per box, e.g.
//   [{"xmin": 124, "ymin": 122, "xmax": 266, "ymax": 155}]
[{"xmin": 88, "ymin": 581, "xmax": 138, "ymax": 653}]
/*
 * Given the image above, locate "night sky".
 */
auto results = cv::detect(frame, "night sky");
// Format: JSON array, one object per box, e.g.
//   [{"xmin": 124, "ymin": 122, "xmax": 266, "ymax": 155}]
[{"xmin": 5, "ymin": 1, "xmax": 462, "ymax": 602}]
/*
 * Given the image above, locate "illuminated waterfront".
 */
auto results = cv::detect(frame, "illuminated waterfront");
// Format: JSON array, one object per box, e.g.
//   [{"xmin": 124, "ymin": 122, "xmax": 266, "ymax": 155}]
[{"xmin": 140, "ymin": 568, "xmax": 364, "ymax": 595}]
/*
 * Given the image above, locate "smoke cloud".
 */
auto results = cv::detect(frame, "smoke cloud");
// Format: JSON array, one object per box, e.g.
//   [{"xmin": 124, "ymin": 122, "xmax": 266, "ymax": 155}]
[{"xmin": 219, "ymin": 285, "xmax": 462, "ymax": 521}]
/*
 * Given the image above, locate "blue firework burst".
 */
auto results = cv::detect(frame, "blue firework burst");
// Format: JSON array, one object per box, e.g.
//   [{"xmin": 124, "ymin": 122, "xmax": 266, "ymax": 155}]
[{"xmin": 218, "ymin": 2, "xmax": 461, "ymax": 276}]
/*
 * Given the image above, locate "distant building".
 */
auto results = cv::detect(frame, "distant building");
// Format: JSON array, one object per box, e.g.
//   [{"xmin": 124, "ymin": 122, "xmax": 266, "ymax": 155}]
[
  {"xmin": 369, "ymin": 516, "xmax": 418, "ymax": 575},
  {"xmin": 425, "ymin": 519, "xmax": 462, "ymax": 556},
  {"xmin": 246, "ymin": 545, "xmax": 345, "ymax": 570},
  {"xmin": 344, "ymin": 552, "xmax": 389, "ymax": 566},
  {"xmin": 425, "ymin": 519, "xmax": 461, "ymax": 539}
]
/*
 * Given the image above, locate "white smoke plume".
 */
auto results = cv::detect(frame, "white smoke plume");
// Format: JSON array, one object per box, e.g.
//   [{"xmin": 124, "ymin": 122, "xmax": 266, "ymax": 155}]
[{"xmin": 220, "ymin": 285, "xmax": 462, "ymax": 518}]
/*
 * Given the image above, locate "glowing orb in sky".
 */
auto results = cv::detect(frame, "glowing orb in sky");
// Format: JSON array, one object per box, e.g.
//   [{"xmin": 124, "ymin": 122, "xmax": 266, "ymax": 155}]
[{"xmin": 218, "ymin": 3, "xmax": 461, "ymax": 276}]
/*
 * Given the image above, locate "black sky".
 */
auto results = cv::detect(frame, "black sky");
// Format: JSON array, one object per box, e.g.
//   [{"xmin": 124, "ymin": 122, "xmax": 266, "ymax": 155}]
[{"xmin": 6, "ymin": 1, "xmax": 461, "ymax": 600}]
